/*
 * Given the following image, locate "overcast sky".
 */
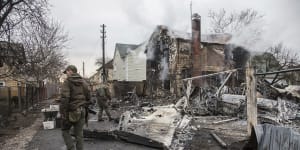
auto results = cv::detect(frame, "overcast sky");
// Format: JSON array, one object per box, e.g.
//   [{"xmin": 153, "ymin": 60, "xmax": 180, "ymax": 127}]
[{"xmin": 49, "ymin": 0, "xmax": 300, "ymax": 77}]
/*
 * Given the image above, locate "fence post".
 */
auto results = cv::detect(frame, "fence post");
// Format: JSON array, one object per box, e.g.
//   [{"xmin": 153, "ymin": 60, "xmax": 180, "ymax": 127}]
[
  {"xmin": 18, "ymin": 81, "xmax": 22, "ymax": 112},
  {"xmin": 8, "ymin": 87, "xmax": 11, "ymax": 114},
  {"xmin": 25, "ymin": 85, "xmax": 28, "ymax": 110},
  {"xmin": 246, "ymin": 63, "xmax": 257, "ymax": 136}
]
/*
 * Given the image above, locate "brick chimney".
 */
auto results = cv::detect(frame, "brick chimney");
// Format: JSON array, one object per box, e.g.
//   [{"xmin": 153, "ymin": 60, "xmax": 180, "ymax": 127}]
[{"xmin": 191, "ymin": 13, "xmax": 201, "ymax": 85}]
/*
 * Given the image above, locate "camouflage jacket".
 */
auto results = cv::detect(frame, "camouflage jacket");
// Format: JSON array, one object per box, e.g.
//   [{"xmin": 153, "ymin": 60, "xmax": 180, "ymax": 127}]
[
  {"xmin": 96, "ymin": 86, "xmax": 111, "ymax": 100},
  {"xmin": 60, "ymin": 73, "xmax": 90, "ymax": 114}
]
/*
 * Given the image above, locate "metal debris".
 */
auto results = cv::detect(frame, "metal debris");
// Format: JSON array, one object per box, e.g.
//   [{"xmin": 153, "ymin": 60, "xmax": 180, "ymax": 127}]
[{"xmin": 210, "ymin": 131, "xmax": 227, "ymax": 148}]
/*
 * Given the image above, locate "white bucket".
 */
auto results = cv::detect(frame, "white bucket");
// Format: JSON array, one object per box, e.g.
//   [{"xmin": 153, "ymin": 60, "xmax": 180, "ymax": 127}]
[{"xmin": 43, "ymin": 121, "xmax": 55, "ymax": 130}]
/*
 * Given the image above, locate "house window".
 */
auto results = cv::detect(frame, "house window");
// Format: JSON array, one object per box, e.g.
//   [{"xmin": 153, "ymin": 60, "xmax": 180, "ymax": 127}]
[
  {"xmin": 163, "ymin": 80, "xmax": 170, "ymax": 90},
  {"xmin": 0, "ymin": 81, "xmax": 5, "ymax": 87},
  {"xmin": 181, "ymin": 68, "xmax": 191, "ymax": 79}
]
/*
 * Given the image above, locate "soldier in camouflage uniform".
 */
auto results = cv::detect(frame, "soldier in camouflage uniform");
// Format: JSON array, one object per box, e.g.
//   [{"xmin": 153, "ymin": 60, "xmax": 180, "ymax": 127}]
[
  {"xmin": 60, "ymin": 65, "xmax": 90, "ymax": 150},
  {"xmin": 96, "ymin": 83, "xmax": 113, "ymax": 121}
]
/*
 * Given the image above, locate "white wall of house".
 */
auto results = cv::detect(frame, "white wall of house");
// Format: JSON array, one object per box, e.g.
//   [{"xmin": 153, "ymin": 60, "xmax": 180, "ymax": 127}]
[
  {"xmin": 113, "ymin": 50, "xmax": 126, "ymax": 81},
  {"xmin": 127, "ymin": 44, "xmax": 146, "ymax": 81},
  {"xmin": 112, "ymin": 44, "xmax": 146, "ymax": 81}
]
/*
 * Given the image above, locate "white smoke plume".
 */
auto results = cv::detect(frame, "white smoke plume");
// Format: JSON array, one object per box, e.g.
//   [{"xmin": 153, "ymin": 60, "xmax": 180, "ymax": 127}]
[{"xmin": 160, "ymin": 56, "xmax": 169, "ymax": 80}]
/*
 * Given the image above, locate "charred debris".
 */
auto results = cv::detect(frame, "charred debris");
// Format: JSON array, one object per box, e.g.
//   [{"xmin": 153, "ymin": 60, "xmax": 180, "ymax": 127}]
[{"xmin": 85, "ymin": 13, "xmax": 300, "ymax": 150}]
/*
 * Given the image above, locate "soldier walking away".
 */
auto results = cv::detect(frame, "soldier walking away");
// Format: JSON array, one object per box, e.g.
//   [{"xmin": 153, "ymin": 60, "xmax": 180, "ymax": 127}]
[
  {"xmin": 60, "ymin": 65, "xmax": 91, "ymax": 150},
  {"xmin": 96, "ymin": 83, "xmax": 113, "ymax": 121}
]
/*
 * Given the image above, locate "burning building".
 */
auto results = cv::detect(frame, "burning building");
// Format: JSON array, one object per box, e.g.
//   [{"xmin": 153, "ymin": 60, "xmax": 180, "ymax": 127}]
[{"xmin": 145, "ymin": 14, "xmax": 234, "ymax": 97}]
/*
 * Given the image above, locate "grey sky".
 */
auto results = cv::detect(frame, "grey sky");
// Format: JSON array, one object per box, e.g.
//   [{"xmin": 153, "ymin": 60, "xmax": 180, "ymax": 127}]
[{"xmin": 49, "ymin": 0, "xmax": 300, "ymax": 76}]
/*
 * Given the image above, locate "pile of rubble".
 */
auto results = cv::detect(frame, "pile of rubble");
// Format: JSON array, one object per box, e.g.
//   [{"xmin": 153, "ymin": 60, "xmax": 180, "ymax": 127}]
[{"xmin": 84, "ymin": 72, "xmax": 300, "ymax": 149}]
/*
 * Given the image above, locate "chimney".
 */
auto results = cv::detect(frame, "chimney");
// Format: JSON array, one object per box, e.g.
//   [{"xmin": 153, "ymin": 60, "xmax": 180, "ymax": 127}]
[{"xmin": 191, "ymin": 13, "xmax": 201, "ymax": 85}]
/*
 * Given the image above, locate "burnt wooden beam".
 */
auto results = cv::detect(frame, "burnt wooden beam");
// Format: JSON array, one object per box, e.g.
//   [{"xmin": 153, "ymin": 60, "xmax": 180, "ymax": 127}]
[
  {"xmin": 246, "ymin": 64, "xmax": 257, "ymax": 137},
  {"xmin": 210, "ymin": 131, "xmax": 227, "ymax": 148},
  {"xmin": 212, "ymin": 118, "xmax": 238, "ymax": 125},
  {"xmin": 83, "ymin": 129, "xmax": 117, "ymax": 140},
  {"xmin": 116, "ymin": 131, "xmax": 165, "ymax": 149},
  {"xmin": 216, "ymin": 71, "xmax": 234, "ymax": 98},
  {"xmin": 256, "ymin": 68, "xmax": 300, "ymax": 76},
  {"xmin": 183, "ymin": 69, "xmax": 238, "ymax": 81}
]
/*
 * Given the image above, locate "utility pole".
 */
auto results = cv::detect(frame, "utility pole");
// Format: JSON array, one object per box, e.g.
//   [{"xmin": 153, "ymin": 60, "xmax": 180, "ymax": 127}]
[
  {"xmin": 190, "ymin": 0, "xmax": 193, "ymax": 27},
  {"xmin": 100, "ymin": 24, "xmax": 106, "ymax": 83}
]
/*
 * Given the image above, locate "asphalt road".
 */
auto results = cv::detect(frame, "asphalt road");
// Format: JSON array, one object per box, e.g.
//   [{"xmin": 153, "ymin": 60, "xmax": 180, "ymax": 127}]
[{"xmin": 26, "ymin": 128, "xmax": 158, "ymax": 150}]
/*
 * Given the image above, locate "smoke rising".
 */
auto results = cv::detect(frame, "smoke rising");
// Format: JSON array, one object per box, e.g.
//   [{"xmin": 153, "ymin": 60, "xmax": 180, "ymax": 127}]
[{"xmin": 160, "ymin": 56, "xmax": 169, "ymax": 80}]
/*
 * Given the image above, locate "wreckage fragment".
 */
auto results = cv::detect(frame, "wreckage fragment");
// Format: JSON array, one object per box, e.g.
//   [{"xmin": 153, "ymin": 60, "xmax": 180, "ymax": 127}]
[
  {"xmin": 252, "ymin": 124, "xmax": 300, "ymax": 150},
  {"xmin": 118, "ymin": 105, "xmax": 185, "ymax": 148},
  {"xmin": 210, "ymin": 131, "xmax": 227, "ymax": 148}
]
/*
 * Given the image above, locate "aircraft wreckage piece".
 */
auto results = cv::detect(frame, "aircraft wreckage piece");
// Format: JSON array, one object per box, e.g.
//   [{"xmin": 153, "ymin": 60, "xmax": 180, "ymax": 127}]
[
  {"xmin": 118, "ymin": 103, "xmax": 191, "ymax": 149},
  {"xmin": 83, "ymin": 96, "xmax": 191, "ymax": 149},
  {"xmin": 217, "ymin": 94, "xmax": 299, "ymax": 122},
  {"xmin": 83, "ymin": 128, "xmax": 169, "ymax": 148},
  {"xmin": 83, "ymin": 80, "xmax": 193, "ymax": 149}
]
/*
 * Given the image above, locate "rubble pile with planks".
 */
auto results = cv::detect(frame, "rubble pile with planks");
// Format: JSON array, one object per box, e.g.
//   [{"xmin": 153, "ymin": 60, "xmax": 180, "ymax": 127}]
[{"xmin": 84, "ymin": 69, "xmax": 300, "ymax": 149}]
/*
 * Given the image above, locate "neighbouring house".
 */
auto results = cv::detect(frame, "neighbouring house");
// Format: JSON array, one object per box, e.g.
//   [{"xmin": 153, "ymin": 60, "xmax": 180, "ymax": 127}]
[
  {"xmin": 0, "ymin": 41, "xmax": 26, "ymax": 101},
  {"xmin": 112, "ymin": 43, "xmax": 146, "ymax": 81},
  {"xmin": 89, "ymin": 71, "xmax": 100, "ymax": 91},
  {"xmin": 112, "ymin": 43, "xmax": 147, "ymax": 97},
  {"xmin": 0, "ymin": 41, "xmax": 27, "ymax": 115},
  {"xmin": 89, "ymin": 60, "xmax": 114, "ymax": 91},
  {"xmin": 0, "ymin": 41, "xmax": 58, "ymax": 114},
  {"xmin": 99, "ymin": 59, "xmax": 114, "ymax": 82},
  {"xmin": 0, "ymin": 41, "xmax": 25, "ymax": 67},
  {"xmin": 0, "ymin": 75, "xmax": 26, "ymax": 99}
]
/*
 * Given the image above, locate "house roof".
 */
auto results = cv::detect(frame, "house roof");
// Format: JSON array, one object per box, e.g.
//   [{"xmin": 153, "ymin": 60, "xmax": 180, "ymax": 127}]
[
  {"xmin": 153, "ymin": 25, "xmax": 232, "ymax": 45},
  {"xmin": 97, "ymin": 59, "xmax": 113, "ymax": 71},
  {"xmin": 115, "ymin": 43, "xmax": 139, "ymax": 58}
]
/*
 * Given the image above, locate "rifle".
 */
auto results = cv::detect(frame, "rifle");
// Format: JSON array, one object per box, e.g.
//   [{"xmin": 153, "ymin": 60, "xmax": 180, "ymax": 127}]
[{"xmin": 87, "ymin": 107, "xmax": 97, "ymax": 114}]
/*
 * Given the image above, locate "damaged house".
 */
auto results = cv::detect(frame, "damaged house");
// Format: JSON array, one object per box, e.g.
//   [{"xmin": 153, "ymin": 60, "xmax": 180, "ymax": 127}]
[
  {"xmin": 84, "ymin": 14, "xmax": 300, "ymax": 150},
  {"xmin": 144, "ymin": 14, "xmax": 246, "ymax": 97}
]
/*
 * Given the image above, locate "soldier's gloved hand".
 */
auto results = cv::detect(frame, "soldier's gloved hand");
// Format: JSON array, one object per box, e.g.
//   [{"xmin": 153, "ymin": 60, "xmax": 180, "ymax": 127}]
[
  {"xmin": 61, "ymin": 113, "xmax": 66, "ymax": 119},
  {"xmin": 85, "ymin": 101, "xmax": 93, "ymax": 107}
]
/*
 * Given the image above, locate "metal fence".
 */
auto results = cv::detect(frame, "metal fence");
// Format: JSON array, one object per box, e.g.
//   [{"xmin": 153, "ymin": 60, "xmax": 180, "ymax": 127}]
[
  {"xmin": 0, "ymin": 86, "xmax": 11, "ymax": 117},
  {"xmin": 0, "ymin": 83, "xmax": 60, "ymax": 118}
]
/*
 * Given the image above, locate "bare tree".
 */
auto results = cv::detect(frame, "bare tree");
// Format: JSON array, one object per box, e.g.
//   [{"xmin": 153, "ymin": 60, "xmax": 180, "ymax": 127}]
[
  {"xmin": 208, "ymin": 8, "xmax": 263, "ymax": 33},
  {"xmin": 252, "ymin": 43, "xmax": 300, "ymax": 85},
  {"xmin": 0, "ymin": 0, "xmax": 48, "ymax": 39},
  {"xmin": 267, "ymin": 43, "xmax": 299, "ymax": 69},
  {"xmin": 208, "ymin": 9, "xmax": 264, "ymax": 46},
  {"xmin": 0, "ymin": 0, "xmax": 48, "ymax": 77},
  {"xmin": 15, "ymin": 19, "xmax": 68, "ymax": 83}
]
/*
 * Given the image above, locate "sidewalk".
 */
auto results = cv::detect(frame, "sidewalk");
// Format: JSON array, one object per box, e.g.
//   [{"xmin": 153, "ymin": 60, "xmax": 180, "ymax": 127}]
[
  {"xmin": 26, "ymin": 113, "xmax": 156, "ymax": 150},
  {"xmin": 0, "ymin": 99, "xmax": 56, "ymax": 150},
  {"xmin": 26, "ymin": 128, "xmax": 156, "ymax": 150}
]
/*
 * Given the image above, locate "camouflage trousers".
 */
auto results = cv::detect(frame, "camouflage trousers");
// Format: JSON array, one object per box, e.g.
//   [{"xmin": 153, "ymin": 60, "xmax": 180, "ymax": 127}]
[
  {"xmin": 97, "ymin": 97, "xmax": 111, "ymax": 120},
  {"xmin": 61, "ymin": 108, "xmax": 85, "ymax": 150}
]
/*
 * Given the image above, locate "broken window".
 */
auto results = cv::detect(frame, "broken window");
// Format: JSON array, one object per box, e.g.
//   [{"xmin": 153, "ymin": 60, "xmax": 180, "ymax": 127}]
[
  {"xmin": 163, "ymin": 80, "xmax": 170, "ymax": 90},
  {"xmin": 0, "ymin": 81, "xmax": 5, "ymax": 86},
  {"xmin": 181, "ymin": 68, "xmax": 191, "ymax": 79}
]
